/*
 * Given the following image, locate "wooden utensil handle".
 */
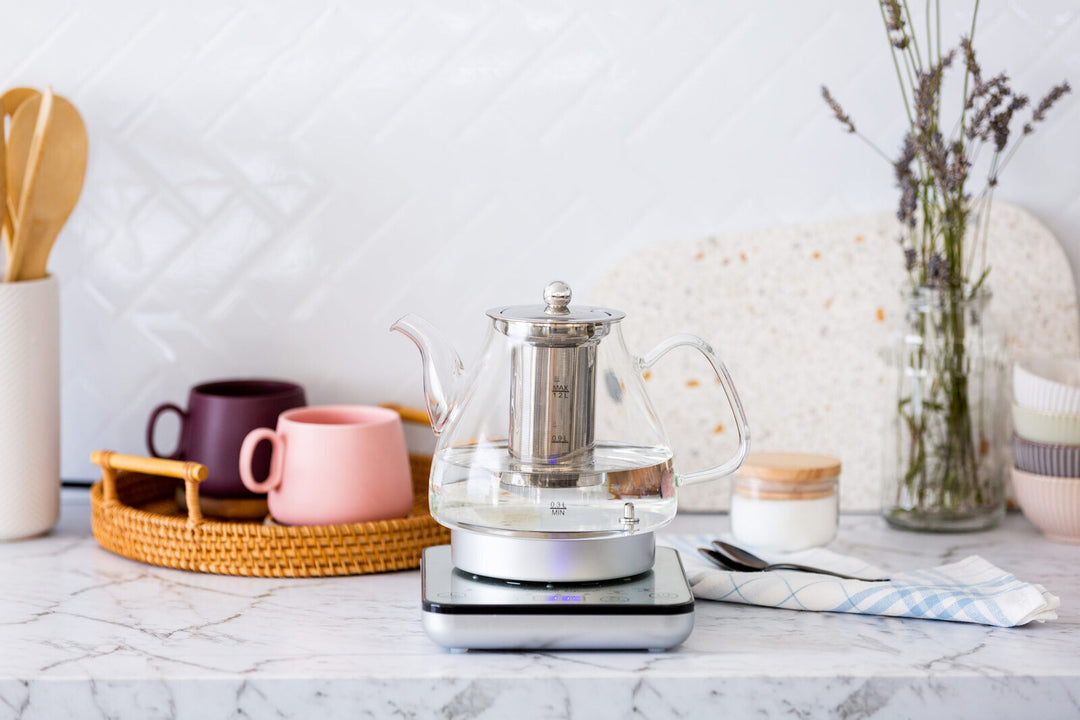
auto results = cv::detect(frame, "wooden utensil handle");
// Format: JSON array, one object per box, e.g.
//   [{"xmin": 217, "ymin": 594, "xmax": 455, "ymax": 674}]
[
  {"xmin": 6, "ymin": 89, "xmax": 53, "ymax": 282},
  {"xmin": 91, "ymin": 450, "xmax": 208, "ymax": 527}
]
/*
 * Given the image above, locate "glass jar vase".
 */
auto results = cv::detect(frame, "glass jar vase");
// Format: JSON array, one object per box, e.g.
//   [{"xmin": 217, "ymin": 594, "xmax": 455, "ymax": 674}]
[{"xmin": 883, "ymin": 286, "xmax": 1007, "ymax": 532}]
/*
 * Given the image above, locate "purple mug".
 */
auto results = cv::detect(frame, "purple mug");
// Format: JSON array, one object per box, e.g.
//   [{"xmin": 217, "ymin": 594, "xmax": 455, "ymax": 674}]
[{"xmin": 147, "ymin": 379, "xmax": 306, "ymax": 497}]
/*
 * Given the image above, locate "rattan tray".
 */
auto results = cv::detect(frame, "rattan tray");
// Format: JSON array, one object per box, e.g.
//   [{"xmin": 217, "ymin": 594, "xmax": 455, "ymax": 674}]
[{"xmin": 89, "ymin": 449, "xmax": 450, "ymax": 577}]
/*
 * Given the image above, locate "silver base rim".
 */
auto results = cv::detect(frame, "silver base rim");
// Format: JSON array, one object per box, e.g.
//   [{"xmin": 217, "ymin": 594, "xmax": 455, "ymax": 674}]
[{"xmin": 450, "ymin": 529, "xmax": 655, "ymax": 582}]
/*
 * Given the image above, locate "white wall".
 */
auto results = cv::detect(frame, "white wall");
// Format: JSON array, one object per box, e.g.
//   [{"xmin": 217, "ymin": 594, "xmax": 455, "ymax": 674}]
[{"xmin": 3, "ymin": 0, "xmax": 1076, "ymax": 479}]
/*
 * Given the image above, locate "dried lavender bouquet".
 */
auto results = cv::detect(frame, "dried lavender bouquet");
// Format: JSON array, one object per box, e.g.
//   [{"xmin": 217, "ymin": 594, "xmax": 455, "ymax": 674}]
[{"xmin": 823, "ymin": 0, "xmax": 1069, "ymax": 530}]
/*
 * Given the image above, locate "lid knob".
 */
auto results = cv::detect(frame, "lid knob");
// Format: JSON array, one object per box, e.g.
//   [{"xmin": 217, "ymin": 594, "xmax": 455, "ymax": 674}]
[{"xmin": 543, "ymin": 281, "xmax": 572, "ymax": 315}]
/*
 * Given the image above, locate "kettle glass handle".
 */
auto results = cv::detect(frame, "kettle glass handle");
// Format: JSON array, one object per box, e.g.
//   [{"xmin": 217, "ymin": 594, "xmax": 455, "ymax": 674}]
[{"xmin": 639, "ymin": 334, "xmax": 750, "ymax": 486}]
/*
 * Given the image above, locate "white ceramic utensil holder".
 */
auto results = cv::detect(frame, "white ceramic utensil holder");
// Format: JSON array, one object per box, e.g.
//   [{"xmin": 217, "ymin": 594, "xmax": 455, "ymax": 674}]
[{"xmin": 0, "ymin": 276, "xmax": 60, "ymax": 540}]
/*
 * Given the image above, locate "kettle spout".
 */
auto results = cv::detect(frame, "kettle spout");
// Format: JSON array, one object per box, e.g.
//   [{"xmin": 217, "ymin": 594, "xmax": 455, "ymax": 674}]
[{"xmin": 390, "ymin": 314, "xmax": 464, "ymax": 434}]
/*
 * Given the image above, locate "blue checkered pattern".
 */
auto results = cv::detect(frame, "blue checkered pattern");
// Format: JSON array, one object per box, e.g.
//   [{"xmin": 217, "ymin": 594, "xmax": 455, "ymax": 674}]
[{"xmin": 660, "ymin": 535, "xmax": 1059, "ymax": 627}]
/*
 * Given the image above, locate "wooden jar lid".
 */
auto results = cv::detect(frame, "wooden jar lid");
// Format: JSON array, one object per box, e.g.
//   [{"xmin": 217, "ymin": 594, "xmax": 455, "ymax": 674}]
[{"xmin": 735, "ymin": 452, "xmax": 842, "ymax": 484}]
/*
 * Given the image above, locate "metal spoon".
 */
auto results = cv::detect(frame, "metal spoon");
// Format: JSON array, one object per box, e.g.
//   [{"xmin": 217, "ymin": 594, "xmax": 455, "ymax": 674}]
[
  {"xmin": 698, "ymin": 547, "xmax": 746, "ymax": 572},
  {"xmin": 704, "ymin": 541, "xmax": 890, "ymax": 582}
]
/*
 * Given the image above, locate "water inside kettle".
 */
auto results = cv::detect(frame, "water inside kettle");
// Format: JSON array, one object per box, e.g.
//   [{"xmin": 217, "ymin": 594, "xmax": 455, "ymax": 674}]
[{"xmin": 430, "ymin": 442, "xmax": 676, "ymax": 536}]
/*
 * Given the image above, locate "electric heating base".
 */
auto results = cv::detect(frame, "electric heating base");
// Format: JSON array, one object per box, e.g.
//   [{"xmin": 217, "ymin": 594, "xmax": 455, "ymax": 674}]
[{"xmin": 420, "ymin": 545, "xmax": 695, "ymax": 651}]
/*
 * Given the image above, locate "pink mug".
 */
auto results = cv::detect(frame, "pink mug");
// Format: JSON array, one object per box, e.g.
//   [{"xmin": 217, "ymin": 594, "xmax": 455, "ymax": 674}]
[{"xmin": 239, "ymin": 406, "xmax": 413, "ymax": 526}]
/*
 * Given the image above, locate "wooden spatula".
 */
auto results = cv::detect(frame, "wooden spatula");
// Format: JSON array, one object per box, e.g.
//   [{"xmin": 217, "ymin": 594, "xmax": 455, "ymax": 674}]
[
  {"xmin": 1, "ymin": 87, "xmax": 42, "ymax": 115},
  {"xmin": 1, "ymin": 94, "xmax": 5, "ymax": 260},
  {"xmin": 6, "ymin": 89, "xmax": 87, "ymax": 282},
  {"xmin": 1, "ymin": 87, "xmax": 41, "ymax": 255},
  {"xmin": 6, "ymin": 88, "xmax": 53, "ymax": 281}
]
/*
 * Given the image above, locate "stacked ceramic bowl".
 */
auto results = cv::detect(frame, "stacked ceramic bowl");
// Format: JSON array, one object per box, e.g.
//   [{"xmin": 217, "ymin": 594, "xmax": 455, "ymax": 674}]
[{"xmin": 1011, "ymin": 358, "xmax": 1080, "ymax": 543}]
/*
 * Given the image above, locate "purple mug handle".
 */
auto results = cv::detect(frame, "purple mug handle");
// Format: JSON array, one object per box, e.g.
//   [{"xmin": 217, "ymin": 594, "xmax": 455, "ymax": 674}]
[{"xmin": 146, "ymin": 403, "xmax": 188, "ymax": 460}]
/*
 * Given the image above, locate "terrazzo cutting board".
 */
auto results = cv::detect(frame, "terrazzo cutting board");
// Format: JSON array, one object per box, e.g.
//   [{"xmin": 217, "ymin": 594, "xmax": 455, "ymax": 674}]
[{"xmin": 591, "ymin": 202, "xmax": 1080, "ymax": 511}]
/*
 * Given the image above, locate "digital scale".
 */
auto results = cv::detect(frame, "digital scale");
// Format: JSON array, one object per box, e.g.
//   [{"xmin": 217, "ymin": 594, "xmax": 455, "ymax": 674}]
[{"xmin": 421, "ymin": 545, "xmax": 695, "ymax": 651}]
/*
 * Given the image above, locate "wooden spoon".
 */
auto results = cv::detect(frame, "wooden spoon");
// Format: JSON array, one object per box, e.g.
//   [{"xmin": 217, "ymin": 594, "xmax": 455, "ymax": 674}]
[
  {"xmin": 6, "ymin": 89, "xmax": 87, "ymax": 282},
  {"xmin": 1, "ymin": 94, "xmax": 5, "ymax": 261},
  {"xmin": 6, "ymin": 88, "xmax": 53, "ymax": 281},
  {"xmin": 1, "ymin": 87, "xmax": 41, "ymax": 253},
  {"xmin": 2, "ymin": 87, "xmax": 42, "ymax": 117}
]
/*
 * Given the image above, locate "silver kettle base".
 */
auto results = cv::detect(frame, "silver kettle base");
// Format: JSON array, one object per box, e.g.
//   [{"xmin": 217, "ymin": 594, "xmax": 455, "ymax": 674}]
[{"xmin": 450, "ymin": 528, "xmax": 656, "ymax": 582}]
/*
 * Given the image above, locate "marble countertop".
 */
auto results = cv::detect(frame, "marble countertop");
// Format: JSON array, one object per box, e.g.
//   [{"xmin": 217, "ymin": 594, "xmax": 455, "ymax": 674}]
[{"xmin": 2, "ymin": 490, "xmax": 1078, "ymax": 719}]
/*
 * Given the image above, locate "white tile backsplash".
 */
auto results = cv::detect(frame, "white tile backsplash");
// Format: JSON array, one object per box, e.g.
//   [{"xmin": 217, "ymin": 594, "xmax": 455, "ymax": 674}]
[{"xmin": 2, "ymin": 0, "xmax": 1075, "ymax": 480}]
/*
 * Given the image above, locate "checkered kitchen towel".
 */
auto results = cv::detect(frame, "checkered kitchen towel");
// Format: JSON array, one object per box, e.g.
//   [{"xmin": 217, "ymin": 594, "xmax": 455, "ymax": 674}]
[{"xmin": 660, "ymin": 535, "xmax": 1059, "ymax": 627}]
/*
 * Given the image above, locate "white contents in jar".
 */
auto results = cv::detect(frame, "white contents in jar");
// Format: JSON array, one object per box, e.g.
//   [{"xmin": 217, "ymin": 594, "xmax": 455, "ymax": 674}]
[{"xmin": 730, "ymin": 491, "xmax": 838, "ymax": 552}]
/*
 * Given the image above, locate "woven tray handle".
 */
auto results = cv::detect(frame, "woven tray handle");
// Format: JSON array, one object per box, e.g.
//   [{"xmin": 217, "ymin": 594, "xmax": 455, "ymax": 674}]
[
  {"xmin": 91, "ymin": 450, "xmax": 209, "ymax": 527},
  {"xmin": 380, "ymin": 404, "xmax": 431, "ymax": 427}
]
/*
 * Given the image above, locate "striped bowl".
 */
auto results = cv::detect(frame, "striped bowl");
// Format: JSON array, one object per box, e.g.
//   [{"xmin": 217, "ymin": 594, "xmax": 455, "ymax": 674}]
[
  {"xmin": 1014, "ymin": 358, "xmax": 1080, "ymax": 414},
  {"xmin": 1012, "ymin": 467, "xmax": 1080, "ymax": 543},
  {"xmin": 1011, "ymin": 404, "xmax": 1080, "ymax": 445},
  {"xmin": 1013, "ymin": 436, "xmax": 1080, "ymax": 477}
]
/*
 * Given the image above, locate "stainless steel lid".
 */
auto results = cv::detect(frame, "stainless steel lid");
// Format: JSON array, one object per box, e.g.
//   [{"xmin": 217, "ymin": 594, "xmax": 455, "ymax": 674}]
[{"xmin": 486, "ymin": 281, "xmax": 624, "ymax": 341}]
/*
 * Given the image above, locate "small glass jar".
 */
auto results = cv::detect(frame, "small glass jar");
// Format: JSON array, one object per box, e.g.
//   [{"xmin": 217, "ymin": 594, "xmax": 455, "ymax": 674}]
[{"xmin": 730, "ymin": 452, "xmax": 841, "ymax": 552}]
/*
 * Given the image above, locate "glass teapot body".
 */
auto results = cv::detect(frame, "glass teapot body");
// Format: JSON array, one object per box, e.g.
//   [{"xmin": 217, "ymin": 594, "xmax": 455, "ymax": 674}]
[
  {"xmin": 432, "ymin": 321, "xmax": 679, "ymax": 538},
  {"xmin": 393, "ymin": 282, "xmax": 750, "ymax": 541}
]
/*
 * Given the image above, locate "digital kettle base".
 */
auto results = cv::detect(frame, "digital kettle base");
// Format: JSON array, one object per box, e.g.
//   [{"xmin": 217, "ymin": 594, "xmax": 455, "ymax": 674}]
[{"xmin": 420, "ymin": 545, "xmax": 695, "ymax": 651}]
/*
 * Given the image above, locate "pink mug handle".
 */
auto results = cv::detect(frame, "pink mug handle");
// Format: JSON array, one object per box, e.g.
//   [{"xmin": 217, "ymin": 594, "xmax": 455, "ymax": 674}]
[
  {"xmin": 146, "ymin": 403, "xmax": 188, "ymax": 460},
  {"xmin": 239, "ymin": 428, "xmax": 284, "ymax": 493}
]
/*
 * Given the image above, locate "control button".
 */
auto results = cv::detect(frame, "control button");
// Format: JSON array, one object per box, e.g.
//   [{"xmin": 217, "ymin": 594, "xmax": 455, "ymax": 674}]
[
  {"xmin": 598, "ymin": 594, "xmax": 631, "ymax": 603},
  {"xmin": 649, "ymin": 592, "xmax": 678, "ymax": 599}
]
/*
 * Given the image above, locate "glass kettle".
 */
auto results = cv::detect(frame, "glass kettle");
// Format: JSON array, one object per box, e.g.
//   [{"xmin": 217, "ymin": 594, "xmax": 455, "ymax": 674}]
[{"xmin": 392, "ymin": 281, "xmax": 750, "ymax": 552}]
